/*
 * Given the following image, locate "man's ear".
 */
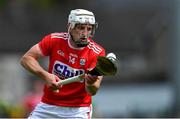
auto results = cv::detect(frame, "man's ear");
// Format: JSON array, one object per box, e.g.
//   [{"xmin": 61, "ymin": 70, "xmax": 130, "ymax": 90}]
[
  {"xmin": 67, "ymin": 23, "xmax": 73, "ymax": 33},
  {"xmin": 67, "ymin": 23, "xmax": 70, "ymax": 29}
]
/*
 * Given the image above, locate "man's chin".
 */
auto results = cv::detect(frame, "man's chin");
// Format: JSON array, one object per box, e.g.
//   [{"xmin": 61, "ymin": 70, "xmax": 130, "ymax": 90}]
[{"xmin": 76, "ymin": 41, "xmax": 89, "ymax": 47}]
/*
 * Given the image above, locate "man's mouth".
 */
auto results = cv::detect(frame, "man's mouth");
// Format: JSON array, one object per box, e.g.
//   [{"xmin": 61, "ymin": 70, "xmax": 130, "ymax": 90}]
[{"xmin": 80, "ymin": 37, "xmax": 87, "ymax": 41}]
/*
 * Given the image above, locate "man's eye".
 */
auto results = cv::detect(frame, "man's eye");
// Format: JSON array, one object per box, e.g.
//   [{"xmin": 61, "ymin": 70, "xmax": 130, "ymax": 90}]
[
  {"xmin": 77, "ymin": 26, "xmax": 83, "ymax": 30},
  {"xmin": 87, "ymin": 28, "xmax": 92, "ymax": 31},
  {"xmin": 80, "ymin": 27, "xmax": 84, "ymax": 30}
]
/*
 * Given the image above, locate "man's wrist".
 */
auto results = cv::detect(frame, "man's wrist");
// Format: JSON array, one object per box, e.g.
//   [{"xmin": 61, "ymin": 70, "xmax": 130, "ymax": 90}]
[
  {"xmin": 85, "ymin": 81, "xmax": 97, "ymax": 95},
  {"xmin": 85, "ymin": 81, "xmax": 94, "ymax": 86}
]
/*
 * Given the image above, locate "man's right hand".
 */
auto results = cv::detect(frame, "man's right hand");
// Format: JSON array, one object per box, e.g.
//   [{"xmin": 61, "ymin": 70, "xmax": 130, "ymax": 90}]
[{"xmin": 45, "ymin": 73, "xmax": 61, "ymax": 91}]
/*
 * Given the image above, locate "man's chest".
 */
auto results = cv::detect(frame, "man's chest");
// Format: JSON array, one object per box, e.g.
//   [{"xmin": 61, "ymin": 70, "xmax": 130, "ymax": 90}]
[
  {"xmin": 49, "ymin": 47, "xmax": 92, "ymax": 78},
  {"xmin": 51, "ymin": 47, "xmax": 89, "ymax": 68}
]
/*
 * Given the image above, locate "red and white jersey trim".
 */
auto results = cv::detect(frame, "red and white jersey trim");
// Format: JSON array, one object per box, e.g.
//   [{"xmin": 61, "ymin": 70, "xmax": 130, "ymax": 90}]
[
  {"xmin": 87, "ymin": 42, "xmax": 102, "ymax": 54},
  {"xmin": 51, "ymin": 32, "xmax": 69, "ymax": 40}
]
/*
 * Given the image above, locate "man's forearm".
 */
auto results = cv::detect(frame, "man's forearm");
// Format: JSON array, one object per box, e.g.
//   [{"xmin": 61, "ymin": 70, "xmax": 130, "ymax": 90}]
[
  {"xmin": 20, "ymin": 55, "xmax": 48, "ymax": 79},
  {"xmin": 85, "ymin": 76, "xmax": 102, "ymax": 96},
  {"xmin": 85, "ymin": 83, "xmax": 98, "ymax": 95}
]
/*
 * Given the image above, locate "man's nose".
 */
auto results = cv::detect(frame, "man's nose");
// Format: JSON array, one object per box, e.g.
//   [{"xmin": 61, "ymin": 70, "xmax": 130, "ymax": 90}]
[{"xmin": 82, "ymin": 28, "xmax": 89, "ymax": 36}]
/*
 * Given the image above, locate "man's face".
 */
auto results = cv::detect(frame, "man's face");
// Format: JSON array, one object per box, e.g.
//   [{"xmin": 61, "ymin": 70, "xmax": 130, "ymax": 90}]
[{"xmin": 70, "ymin": 24, "xmax": 93, "ymax": 44}]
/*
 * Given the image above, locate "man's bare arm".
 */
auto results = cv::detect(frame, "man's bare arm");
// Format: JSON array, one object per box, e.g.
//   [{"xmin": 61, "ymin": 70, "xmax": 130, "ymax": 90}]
[
  {"xmin": 85, "ymin": 75, "xmax": 103, "ymax": 96},
  {"xmin": 20, "ymin": 44, "xmax": 60, "ymax": 90}
]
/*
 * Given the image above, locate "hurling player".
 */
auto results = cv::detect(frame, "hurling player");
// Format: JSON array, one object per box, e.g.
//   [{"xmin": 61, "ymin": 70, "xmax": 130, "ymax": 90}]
[{"xmin": 20, "ymin": 9, "xmax": 106, "ymax": 118}]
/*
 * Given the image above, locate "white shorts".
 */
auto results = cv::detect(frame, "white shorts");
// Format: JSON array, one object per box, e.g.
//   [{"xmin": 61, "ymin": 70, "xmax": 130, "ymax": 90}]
[{"xmin": 28, "ymin": 102, "xmax": 92, "ymax": 119}]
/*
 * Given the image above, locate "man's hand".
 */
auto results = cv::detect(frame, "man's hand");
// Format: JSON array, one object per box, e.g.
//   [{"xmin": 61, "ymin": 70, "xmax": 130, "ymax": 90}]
[
  {"xmin": 84, "ymin": 74, "xmax": 102, "ymax": 96},
  {"xmin": 84, "ymin": 74, "xmax": 98, "ymax": 85},
  {"xmin": 45, "ymin": 73, "xmax": 61, "ymax": 91}
]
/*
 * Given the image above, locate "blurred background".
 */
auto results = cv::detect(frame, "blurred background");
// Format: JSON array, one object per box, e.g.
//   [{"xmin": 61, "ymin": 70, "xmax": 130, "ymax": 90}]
[{"xmin": 0, "ymin": 0, "xmax": 180, "ymax": 118}]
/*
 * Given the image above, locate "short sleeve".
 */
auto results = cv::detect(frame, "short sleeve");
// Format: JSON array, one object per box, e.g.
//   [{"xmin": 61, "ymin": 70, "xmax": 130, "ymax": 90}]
[
  {"xmin": 99, "ymin": 50, "xmax": 106, "ymax": 57},
  {"xmin": 38, "ymin": 34, "xmax": 53, "ymax": 56},
  {"xmin": 88, "ymin": 49, "xmax": 106, "ymax": 71}
]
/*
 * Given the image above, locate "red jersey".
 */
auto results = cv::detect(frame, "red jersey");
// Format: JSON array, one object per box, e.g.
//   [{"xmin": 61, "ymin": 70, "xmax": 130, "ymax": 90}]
[{"xmin": 38, "ymin": 32, "xmax": 105, "ymax": 107}]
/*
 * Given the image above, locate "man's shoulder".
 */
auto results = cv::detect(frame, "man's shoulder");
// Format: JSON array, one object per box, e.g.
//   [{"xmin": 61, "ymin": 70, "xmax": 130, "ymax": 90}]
[
  {"xmin": 50, "ymin": 32, "xmax": 69, "ymax": 40},
  {"xmin": 87, "ymin": 39, "xmax": 105, "ymax": 55}
]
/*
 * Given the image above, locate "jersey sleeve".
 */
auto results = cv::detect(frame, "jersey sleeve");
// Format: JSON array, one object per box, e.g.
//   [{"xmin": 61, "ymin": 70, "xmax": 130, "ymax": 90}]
[
  {"xmin": 88, "ymin": 49, "xmax": 106, "ymax": 71},
  {"xmin": 38, "ymin": 34, "xmax": 53, "ymax": 56}
]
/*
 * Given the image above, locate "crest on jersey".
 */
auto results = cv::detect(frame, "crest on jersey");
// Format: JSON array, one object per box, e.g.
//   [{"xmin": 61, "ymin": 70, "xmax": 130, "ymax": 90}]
[{"xmin": 80, "ymin": 58, "xmax": 86, "ymax": 66}]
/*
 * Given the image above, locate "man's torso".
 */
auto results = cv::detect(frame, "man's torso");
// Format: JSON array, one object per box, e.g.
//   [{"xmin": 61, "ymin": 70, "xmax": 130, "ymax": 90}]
[{"xmin": 38, "ymin": 32, "xmax": 105, "ymax": 107}]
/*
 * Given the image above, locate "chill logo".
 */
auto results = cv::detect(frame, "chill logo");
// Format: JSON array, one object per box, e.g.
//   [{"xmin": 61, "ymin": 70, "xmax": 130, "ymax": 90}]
[{"xmin": 53, "ymin": 61, "xmax": 85, "ymax": 79}]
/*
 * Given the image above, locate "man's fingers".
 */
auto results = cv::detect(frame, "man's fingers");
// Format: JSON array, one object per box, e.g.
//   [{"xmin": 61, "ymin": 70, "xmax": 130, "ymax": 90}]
[
  {"xmin": 85, "ymin": 74, "xmax": 98, "ymax": 85},
  {"xmin": 47, "ymin": 74, "xmax": 62, "ymax": 92}
]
